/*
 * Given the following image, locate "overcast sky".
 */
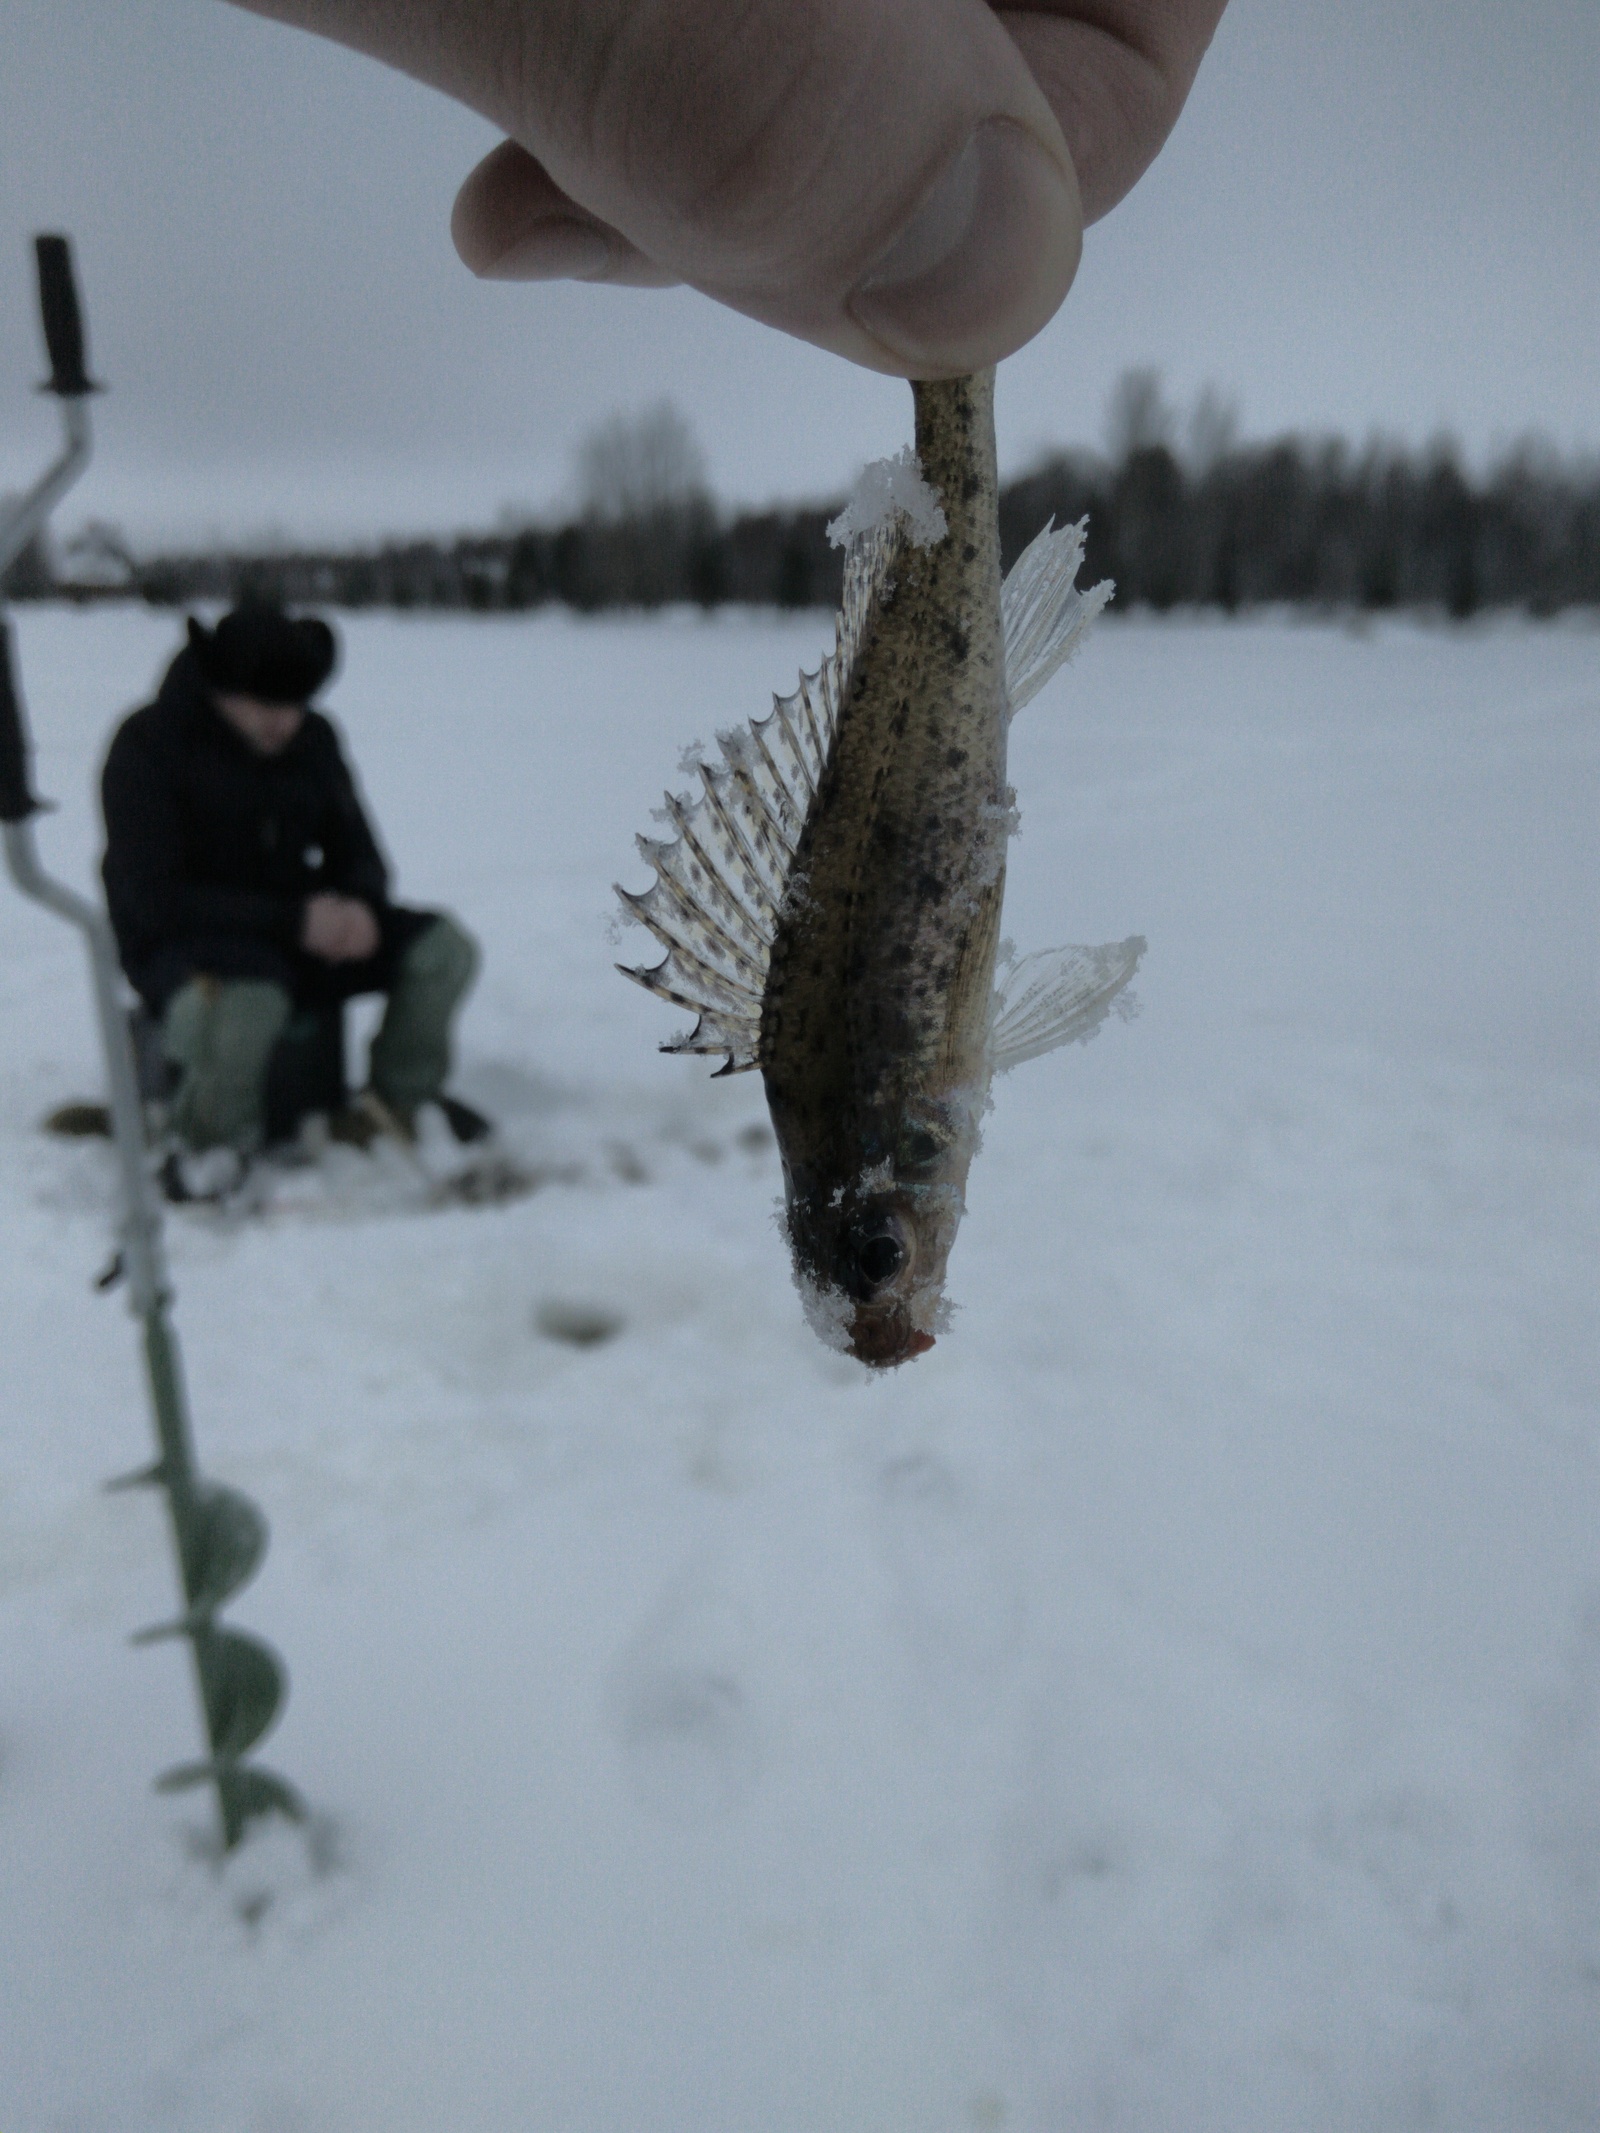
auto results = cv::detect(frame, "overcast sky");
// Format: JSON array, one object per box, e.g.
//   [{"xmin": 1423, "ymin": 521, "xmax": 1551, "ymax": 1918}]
[{"xmin": 2, "ymin": 0, "xmax": 1596, "ymax": 543}]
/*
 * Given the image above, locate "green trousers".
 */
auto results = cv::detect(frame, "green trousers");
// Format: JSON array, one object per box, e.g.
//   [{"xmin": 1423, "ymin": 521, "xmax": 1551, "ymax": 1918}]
[{"xmin": 162, "ymin": 913, "xmax": 479, "ymax": 1151}]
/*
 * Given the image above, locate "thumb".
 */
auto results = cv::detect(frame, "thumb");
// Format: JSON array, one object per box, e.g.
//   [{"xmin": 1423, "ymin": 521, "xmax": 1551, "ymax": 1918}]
[{"xmin": 229, "ymin": 0, "xmax": 1083, "ymax": 376}]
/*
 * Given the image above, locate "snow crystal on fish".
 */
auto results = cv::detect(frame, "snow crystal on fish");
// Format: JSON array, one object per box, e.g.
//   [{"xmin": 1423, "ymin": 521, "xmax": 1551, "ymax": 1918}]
[
  {"xmin": 791, "ymin": 1264, "xmax": 856, "ymax": 1356},
  {"xmin": 826, "ymin": 447, "xmax": 948, "ymax": 551}
]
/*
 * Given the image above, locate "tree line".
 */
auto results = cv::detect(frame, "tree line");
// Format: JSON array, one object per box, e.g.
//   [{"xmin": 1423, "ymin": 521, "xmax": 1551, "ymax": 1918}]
[{"xmin": 8, "ymin": 388, "xmax": 1598, "ymax": 618}]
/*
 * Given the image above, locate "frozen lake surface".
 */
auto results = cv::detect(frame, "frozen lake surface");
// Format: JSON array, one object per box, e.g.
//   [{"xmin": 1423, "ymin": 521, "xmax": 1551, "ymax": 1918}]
[{"xmin": 1, "ymin": 602, "xmax": 1596, "ymax": 2132}]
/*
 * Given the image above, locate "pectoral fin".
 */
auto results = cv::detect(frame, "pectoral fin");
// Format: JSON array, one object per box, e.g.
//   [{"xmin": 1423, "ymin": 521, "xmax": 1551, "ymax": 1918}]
[
  {"xmin": 1001, "ymin": 518, "xmax": 1113, "ymax": 713},
  {"xmin": 988, "ymin": 937, "xmax": 1146, "ymax": 1074}
]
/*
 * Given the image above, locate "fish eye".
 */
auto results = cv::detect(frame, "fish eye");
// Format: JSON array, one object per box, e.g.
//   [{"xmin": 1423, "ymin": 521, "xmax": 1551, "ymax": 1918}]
[{"xmin": 858, "ymin": 1232, "xmax": 904, "ymax": 1285}]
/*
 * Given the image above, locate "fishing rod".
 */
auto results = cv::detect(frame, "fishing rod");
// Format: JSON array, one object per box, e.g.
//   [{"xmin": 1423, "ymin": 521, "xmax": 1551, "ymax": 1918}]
[{"xmin": 0, "ymin": 234, "xmax": 301, "ymax": 1851}]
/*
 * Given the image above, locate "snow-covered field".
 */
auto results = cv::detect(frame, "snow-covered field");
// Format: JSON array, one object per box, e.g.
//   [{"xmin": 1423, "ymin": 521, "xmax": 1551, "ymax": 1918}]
[{"xmin": 1, "ymin": 601, "xmax": 1596, "ymax": 2133}]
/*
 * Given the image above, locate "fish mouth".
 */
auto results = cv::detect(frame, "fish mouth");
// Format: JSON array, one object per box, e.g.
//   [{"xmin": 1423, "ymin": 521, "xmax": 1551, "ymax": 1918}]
[
  {"xmin": 785, "ymin": 1185, "xmax": 951, "ymax": 1366},
  {"xmin": 840, "ymin": 1207, "xmax": 915, "ymax": 1304},
  {"xmin": 832, "ymin": 1197, "xmax": 955, "ymax": 1365},
  {"xmin": 848, "ymin": 1309, "xmax": 937, "ymax": 1369}
]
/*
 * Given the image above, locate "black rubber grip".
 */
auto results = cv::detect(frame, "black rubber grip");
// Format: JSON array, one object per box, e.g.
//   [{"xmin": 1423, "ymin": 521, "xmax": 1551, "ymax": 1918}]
[
  {"xmin": 0, "ymin": 622, "xmax": 42, "ymax": 823},
  {"xmin": 34, "ymin": 234, "xmax": 98, "ymax": 397}
]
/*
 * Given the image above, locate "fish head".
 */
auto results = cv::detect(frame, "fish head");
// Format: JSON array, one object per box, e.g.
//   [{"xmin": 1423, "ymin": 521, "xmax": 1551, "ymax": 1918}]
[{"xmin": 780, "ymin": 1096, "xmax": 979, "ymax": 1368}]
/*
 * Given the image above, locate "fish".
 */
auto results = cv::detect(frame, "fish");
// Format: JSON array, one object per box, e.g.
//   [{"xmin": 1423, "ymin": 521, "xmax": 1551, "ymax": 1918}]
[{"xmin": 616, "ymin": 367, "xmax": 1144, "ymax": 1367}]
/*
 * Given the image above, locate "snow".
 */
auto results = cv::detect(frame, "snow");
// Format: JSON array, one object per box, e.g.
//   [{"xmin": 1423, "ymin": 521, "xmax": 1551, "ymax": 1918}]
[
  {"xmin": 2, "ymin": 601, "xmax": 1597, "ymax": 2132},
  {"xmin": 825, "ymin": 447, "xmax": 948, "ymax": 550}
]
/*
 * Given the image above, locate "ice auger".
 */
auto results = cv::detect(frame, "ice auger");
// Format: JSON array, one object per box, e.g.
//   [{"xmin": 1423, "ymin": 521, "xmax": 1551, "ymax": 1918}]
[{"xmin": 0, "ymin": 235, "xmax": 302, "ymax": 1851}]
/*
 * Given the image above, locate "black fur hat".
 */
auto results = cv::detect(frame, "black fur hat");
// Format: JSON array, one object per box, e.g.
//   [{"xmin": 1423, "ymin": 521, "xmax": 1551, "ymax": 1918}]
[{"xmin": 187, "ymin": 605, "xmax": 337, "ymax": 705}]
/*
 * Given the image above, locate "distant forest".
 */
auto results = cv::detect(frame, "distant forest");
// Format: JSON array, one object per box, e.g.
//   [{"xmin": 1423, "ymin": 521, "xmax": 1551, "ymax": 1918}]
[{"xmin": 7, "ymin": 378, "xmax": 1598, "ymax": 617}]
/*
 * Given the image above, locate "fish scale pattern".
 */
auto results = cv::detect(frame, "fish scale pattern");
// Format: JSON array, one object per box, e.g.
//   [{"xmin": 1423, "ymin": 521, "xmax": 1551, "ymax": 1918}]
[{"xmin": 616, "ymin": 515, "xmax": 1109, "ymax": 1073}]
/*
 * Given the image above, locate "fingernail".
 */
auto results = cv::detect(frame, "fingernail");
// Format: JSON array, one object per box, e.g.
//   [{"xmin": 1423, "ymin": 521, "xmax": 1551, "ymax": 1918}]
[
  {"xmin": 849, "ymin": 119, "xmax": 1080, "ymax": 372},
  {"xmin": 480, "ymin": 217, "xmax": 614, "ymax": 283}
]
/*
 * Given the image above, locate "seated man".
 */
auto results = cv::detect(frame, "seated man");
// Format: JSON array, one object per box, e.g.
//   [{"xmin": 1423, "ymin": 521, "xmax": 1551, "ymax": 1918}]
[{"xmin": 101, "ymin": 603, "xmax": 481, "ymax": 1182}]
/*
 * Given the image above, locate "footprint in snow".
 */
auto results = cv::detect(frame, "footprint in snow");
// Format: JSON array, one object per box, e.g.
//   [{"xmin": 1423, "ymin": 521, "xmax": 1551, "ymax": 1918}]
[
  {"xmin": 534, "ymin": 1298, "xmax": 625, "ymax": 1348},
  {"xmin": 1521, "ymin": 1589, "xmax": 1600, "ymax": 1978},
  {"xmin": 608, "ymin": 1579, "xmax": 760, "ymax": 1827},
  {"xmin": 873, "ymin": 1451, "xmax": 1027, "ymax": 1692}
]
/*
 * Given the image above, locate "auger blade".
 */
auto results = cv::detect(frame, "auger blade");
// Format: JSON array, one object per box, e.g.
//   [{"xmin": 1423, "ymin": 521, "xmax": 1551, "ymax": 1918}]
[
  {"xmin": 130, "ymin": 1617, "xmax": 191, "ymax": 1647},
  {"xmin": 195, "ymin": 1625, "xmax": 288, "ymax": 1764},
  {"xmin": 103, "ymin": 1456, "xmax": 169, "ymax": 1492},
  {"xmin": 179, "ymin": 1482, "xmax": 269, "ymax": 1614},
  {"xmin": 153, "ymin": 1760, "xmax": 216, "ymax": 1793},
  {"xmin": 217, "ymin": 1766, "xmax": 307, "ymax": 1845},
  {"xmin": 156, "ymin": 1760, "xmax": 306, "ymax": 1843}
]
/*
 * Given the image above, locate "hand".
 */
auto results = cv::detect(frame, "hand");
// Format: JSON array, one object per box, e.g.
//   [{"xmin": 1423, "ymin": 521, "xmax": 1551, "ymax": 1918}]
[
  {"xmin": 301, "ymin": 893, "xmax": 381, "ymax": 962},
  {"xmin": 227, "ymin": 1, "xmax": 1228, "ymax": 377}
]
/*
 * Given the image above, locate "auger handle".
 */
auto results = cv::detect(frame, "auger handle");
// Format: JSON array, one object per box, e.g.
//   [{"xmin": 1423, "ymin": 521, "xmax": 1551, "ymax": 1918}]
[
  {"xmin": 34, "ymin": 234, "xmax": 99, "ymax": 398},
  {"xmin": 0, "ymin": 623, "xmax": 41, "ymax": 823},
  {"xmin": 0, "ymin": 239, "xmax": 95, "ymax": 582}
]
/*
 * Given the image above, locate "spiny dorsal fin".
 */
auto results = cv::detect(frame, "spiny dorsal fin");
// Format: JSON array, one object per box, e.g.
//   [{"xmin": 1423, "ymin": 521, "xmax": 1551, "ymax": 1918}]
[
  {"xmin": 988, "ymin": 937, "xmax": 1145, "ymax": 1074},
  {"xmin": 617, "ymin": 510, "xmax": 1112, "ymax": 1071},
  {"xmin": 615, "ymin": 514, "xmax": 903, "ymax": 1070}
]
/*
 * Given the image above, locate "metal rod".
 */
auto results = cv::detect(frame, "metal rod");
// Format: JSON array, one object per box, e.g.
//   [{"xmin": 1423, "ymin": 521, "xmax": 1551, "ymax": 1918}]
[
  {"xmin": 1, "ymin": 819, "xmax": 174, "ymax": 1325},
  {"xmin": 0, "ymin": 398, "xmax": 91, "ymax": 582}
]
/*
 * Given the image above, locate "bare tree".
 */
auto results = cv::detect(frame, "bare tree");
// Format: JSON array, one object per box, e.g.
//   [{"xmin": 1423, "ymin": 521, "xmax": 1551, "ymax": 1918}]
[
  {"xmin": 576, "ymin": 400, "xmax": 710, "ymax": 525},
  {"xmin": 1105, "ymin": 367, "xmax": 1176, "ymax": 464},
  {"xmin": 568, "ymin": 401, "xmax": 719, "ymax": 606},
  {"xmin": 59, "ymin": 519, "xmax": 136, "ymax": 592},
  {"xmin": 1185, "ymin": 385, "xmax": 1240, "ymax": 474}
]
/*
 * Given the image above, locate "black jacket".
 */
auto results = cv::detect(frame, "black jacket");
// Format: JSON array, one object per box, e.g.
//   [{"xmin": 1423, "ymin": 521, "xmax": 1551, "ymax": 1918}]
[{"xmin": 101, "ymin": 646, "xmax": 392, "ymax": 1010}]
